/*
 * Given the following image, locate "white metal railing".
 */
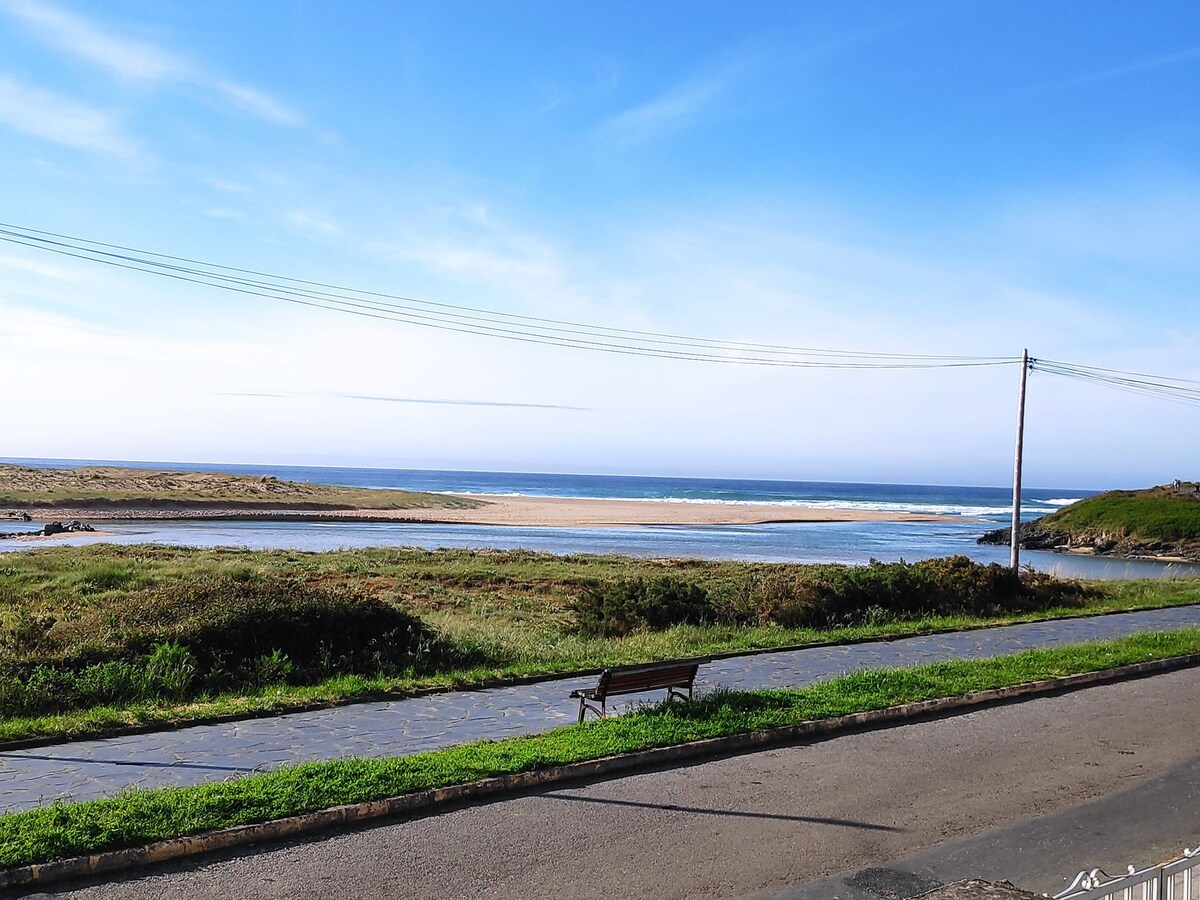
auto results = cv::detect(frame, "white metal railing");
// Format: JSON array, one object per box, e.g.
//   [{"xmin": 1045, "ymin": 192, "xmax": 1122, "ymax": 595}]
[{"xmin": 1054, "ymin": 845, "xmax": 1200, "ymax": 900}]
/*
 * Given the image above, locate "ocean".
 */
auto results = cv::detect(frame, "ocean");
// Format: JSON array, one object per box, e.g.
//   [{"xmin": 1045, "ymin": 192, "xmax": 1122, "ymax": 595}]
[{"xmin": 3, "ymin": 458, "xmax": 1196, "ymax": 579}]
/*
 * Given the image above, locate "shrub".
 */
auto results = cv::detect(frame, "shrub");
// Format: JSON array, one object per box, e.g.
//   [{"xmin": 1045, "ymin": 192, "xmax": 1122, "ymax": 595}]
[
  {"xmin": 144, "ymin": 641, "xmax": 197, "ymax": 699},
  {"xmin": 588, "ymin": 557, "xmax": 1091, "ymax": 635},
  {"xmin": 108, "ymin": 573, "xmax": 464, "ymax": 682},
  {"xmin": 0, "ymin": 658, "xmax": 150, "ymax": 716},
  {"xmin": 251, "ymin": 649, "xmax": 295, "ymax": 688},
  {"xmin": 746, "ymin": 557, "xmax": 1080, "ymax": 629},
  {"xmin": 0, "ymin": 573, "xmax": 480, "ymax": 714},
  {"xmin": 72, "ymin": 660, "xmax": 148, "ymax": 705},
  {"xmin": 574, "ymin": 576, "xmax": 712, "ymax": 637}
]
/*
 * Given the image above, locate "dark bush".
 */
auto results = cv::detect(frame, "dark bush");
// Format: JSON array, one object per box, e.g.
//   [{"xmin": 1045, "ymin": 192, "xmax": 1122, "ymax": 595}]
[
  {"xmin": 126, "ymin": 573, "xmax": 460, "ymax": 681},
  {"xmin": 574, "ymin": 575, "xmax": 712, "ymax": 637},
  {"xmin": 737, "ymin": 556, "xmax": 1088, "ymax": 629},
  {"xmin": 586, "ymin": 557, "xmax": 1091, "ymax": 635},
  {"xmin": 0, "ymin": 573, "xmax": 479, "ymax": 715}
]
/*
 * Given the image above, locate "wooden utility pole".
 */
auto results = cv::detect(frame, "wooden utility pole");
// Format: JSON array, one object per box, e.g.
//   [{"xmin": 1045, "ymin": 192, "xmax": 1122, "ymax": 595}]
[{"xmin": 1010, "ymin": 349, "xmax": 1030, "ymax": 569}]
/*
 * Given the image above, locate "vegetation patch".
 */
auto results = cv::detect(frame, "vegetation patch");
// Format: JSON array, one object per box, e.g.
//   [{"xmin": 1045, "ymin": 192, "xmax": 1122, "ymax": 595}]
[
  {"xmin": 574, "ymin": 575, "xmax": 715, "ymax": 636},
  {"xmin": 0, "ymin": 572, "xmax": 478, "ymax": 716},
  {"xmin": 0, "ymin": 544, "xmax": 1196, "ymax": 744},
  {"xmin": 574, "ymin": 556, "xmax": 1090, "ymax": 636},
  {"xmin": 1039, "ymin": 486, "xmax": 1200, "ymax": 543},
  {"xmin": 2, "ymin": 628, "xmax": 1199, "ymax": 871}
]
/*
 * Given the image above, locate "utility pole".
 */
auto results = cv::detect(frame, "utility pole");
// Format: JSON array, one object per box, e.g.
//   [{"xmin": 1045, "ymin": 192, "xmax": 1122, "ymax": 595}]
[{"xmin": 1010, "ymin": 349, "xmax": 1030, "ymax": 570}]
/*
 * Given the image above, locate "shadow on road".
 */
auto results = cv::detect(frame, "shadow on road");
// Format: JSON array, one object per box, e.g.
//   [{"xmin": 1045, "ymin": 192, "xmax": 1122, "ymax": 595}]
[{"xmin": 541, "ymin": 791, "xmax": 905, "ymax": 831}]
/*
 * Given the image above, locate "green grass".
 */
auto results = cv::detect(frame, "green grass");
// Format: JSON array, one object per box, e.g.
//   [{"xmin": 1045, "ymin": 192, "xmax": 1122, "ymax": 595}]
[
  {"xmin": 1, "ymin": 544, "xmax": 1198, "ymax": 744},
  {"xmin": 2, "ymin": 628, "xmax": 1198, "ymax": 870},
  {"xmin": 1041, "ymin": 486, "xmax": 1200, "ymax": 543}
]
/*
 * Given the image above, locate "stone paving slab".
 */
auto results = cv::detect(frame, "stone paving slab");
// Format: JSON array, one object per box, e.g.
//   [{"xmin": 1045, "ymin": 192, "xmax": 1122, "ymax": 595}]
[{"xmin": 1, "ymin": 605, "xmax": 1198, "ymax": 813}]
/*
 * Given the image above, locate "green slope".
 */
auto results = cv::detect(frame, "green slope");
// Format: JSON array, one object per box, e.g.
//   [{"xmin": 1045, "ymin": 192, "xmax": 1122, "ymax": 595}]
[{"xmin": 1041, "ymin": 484, "xmax": 1200, "ymax": 543}]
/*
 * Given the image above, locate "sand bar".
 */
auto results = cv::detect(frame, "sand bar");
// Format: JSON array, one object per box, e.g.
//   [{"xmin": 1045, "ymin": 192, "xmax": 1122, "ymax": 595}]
[{"xmin": 9, "ymin": 494, "xmax": 963, "ymax": 528}]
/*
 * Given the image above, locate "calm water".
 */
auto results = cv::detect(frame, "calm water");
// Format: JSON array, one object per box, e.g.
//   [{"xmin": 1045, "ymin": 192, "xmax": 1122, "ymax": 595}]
[{"xmin": 3, "ymin": 457, "xmax": 1197, "ymax": 580}]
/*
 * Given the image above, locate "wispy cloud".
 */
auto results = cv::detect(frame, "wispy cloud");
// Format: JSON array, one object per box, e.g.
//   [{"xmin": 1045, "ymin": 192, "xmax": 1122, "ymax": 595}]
[
  {"xmin": 0, "ymin": 76, "xmax": 141, "ymax": 158},
  {"xmin": 596, "ymin": 70, "xmax": 736, "ymax": 145},
  {"xmin": 0, "ymin": 0, "xmax": 182, "ymax": 80},
  {"xmin": 287, "ymin": 210, "xmax": 342, "ymax": 237},
  {"xmin": 0, "ymin": 0, "xmax": 306, "ymax": 128},
  {"xmin": 342, "ymin": 394, "xmax": 592, "ymax": 411},
  {"xmin": 221, "ymin": 392, "xmax": 592, "ymax": 411},
  {"xmin": 205, "ymin": 176, "xmax": 252, "ymax": 195},
  {"xmin": 373, "ymin": 206, "xmax": 588, "ymax": 315},
  {"xmin": 211, "ymin": 81, "xmax": 304, "ymax": 127},
  {"xmin": 0, "ymin": 251, "xmax": 80, "ymax": 281},
  {"xmin": 204, "ymin": 208, "xmax": 247, "ymax": 221},
  {"xmin": 408, "ymin": 241, "xmax": 565, "ymax": 295},
  {"xmin": 1063, "ymin": 44, "xmax": 1200, "ymax": 88}
]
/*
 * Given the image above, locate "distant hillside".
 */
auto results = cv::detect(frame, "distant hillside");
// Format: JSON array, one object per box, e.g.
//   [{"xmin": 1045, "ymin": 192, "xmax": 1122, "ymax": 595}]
[{"xmin": 980, "ymin": 482, "xmax": 1200, "ymax": 561}]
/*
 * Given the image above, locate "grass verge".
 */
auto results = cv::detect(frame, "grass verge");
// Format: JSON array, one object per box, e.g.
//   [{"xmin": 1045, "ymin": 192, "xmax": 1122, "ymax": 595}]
[{"xmin": 2, "ymin": 627, "xmax": 1199, "ymax": 870}]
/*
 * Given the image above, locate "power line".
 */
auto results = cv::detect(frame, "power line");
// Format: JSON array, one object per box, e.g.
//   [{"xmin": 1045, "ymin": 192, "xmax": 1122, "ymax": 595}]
[
  {"xmin": 6, "ymin": 222, "xmax": 1196, "ymax": 396},
  {"xmin": 0, "ymin": 221, "xmax": 1011, "ymax": 360},
  {"xmin": 2, "ymin": 222, "xmax": 991, "ymax": 359},
  {"xmin": 1036, "ymin": 358, "xmax": 1200, "ymax": 385},
  {"xmin": 1032, "ymin": 358, "xmax": 1200, "ymax": 408},
  {"xmin": 0, "ymin": 222, "xmax": 1018, "ymax": 370}
]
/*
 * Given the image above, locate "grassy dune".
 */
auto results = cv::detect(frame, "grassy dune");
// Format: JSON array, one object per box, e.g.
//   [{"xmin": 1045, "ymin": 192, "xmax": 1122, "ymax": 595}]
[{"xmin": 0, "ymin": 464, "xmax": 483, "ymax": 510}]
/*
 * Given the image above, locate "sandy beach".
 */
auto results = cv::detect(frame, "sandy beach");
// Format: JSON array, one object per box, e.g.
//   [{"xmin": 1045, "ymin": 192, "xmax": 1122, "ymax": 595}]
[{"xmin": 9, "ymin": 493, "xmax": 962, "ymax": 528}]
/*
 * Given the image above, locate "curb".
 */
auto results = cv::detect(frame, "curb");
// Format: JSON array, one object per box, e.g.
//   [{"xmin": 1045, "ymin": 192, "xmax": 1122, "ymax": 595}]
[
  {"xmin": 4, "ymin": 651, "xmax": 1200, "ymax": 891},
  {"xmin": 2, "ymin": 600, "xmax": 1195, "ymax": 754}
]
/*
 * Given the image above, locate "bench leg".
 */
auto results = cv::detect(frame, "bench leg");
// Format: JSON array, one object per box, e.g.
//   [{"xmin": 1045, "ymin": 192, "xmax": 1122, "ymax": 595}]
[{"xmin": 578, "ymin": 698, "xmax": 607, "ymax": 722}]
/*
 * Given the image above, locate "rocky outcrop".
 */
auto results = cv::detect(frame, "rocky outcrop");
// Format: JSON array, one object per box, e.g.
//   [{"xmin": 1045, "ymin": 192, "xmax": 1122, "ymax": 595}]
[
  {"xmin": 979, "ymin": 522, "xmax": 1200, "ymax": 562},
  {"xmin": 977, "ymin": 522, "xmax": 1070, "ymax": 551},
  {"xmin": 1, "ymin": 519, "xmax": 97, "ymax": 539},
  {"xmin": 41, "ymin": 520, "xmax": 95, "ymax": 536}
]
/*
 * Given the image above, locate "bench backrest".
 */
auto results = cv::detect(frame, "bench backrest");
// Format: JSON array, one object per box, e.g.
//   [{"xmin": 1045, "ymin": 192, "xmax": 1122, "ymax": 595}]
[{"xmin": 594, "ymin": 662, "xmax": 699, "ymax": 700}]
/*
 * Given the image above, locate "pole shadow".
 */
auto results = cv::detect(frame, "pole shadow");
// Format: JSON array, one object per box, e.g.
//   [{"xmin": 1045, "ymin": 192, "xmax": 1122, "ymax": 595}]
[{"xmin": 539, "ymin": 791, "xmax": 905, "ymax": 832}]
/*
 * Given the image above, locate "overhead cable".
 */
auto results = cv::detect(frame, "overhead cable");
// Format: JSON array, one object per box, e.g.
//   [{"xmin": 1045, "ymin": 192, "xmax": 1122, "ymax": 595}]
[
  {"xmin": 1032, "ymin": 358, "xmax": 1200, "ymax": 408},
  {"xmin": 0, "ymin": 222, "xmax": 1018, "ymax": 370}
]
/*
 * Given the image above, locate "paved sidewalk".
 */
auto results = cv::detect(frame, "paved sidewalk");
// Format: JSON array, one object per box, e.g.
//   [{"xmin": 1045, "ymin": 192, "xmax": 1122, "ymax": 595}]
[{"xmin": 1, "ymin": 605, "xmax": 1198, "ymax": 813}]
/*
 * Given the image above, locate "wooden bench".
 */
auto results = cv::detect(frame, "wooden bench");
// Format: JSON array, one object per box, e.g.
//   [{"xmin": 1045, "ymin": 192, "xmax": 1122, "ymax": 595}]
[{"xmin": 569, "ymin": 661, "xmax": 701, "ymax": 723}]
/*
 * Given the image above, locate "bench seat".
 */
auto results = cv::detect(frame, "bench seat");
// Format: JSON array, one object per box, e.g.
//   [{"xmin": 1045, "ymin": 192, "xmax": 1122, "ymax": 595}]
[{"xmin": 569, "ymin": 660, "xmax": 701, "ymax": 722}]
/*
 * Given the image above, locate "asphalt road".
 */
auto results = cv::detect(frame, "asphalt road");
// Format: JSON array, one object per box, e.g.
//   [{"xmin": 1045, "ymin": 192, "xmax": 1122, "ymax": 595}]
[{"xmin": 26, "ymin": 668, "xmax": 1200, "ymax": 900}]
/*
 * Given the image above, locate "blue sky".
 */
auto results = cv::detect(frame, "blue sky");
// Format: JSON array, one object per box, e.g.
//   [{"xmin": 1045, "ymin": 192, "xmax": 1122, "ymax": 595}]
[{"xmin": 0, "ymin": 0, "xmax": 1197, "ymax": 488}]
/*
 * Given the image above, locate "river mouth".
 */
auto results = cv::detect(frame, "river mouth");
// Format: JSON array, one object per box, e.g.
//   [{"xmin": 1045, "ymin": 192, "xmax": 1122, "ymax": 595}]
[{"xmin": 5, "ymin": 517, "xmax": 1198, "ymax": 580}]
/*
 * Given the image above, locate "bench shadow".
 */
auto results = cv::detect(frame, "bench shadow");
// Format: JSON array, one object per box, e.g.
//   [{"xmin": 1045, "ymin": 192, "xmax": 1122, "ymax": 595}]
[{"xmin": 539, "ymin": 792, "xmax": 904, "ymax": 832}]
